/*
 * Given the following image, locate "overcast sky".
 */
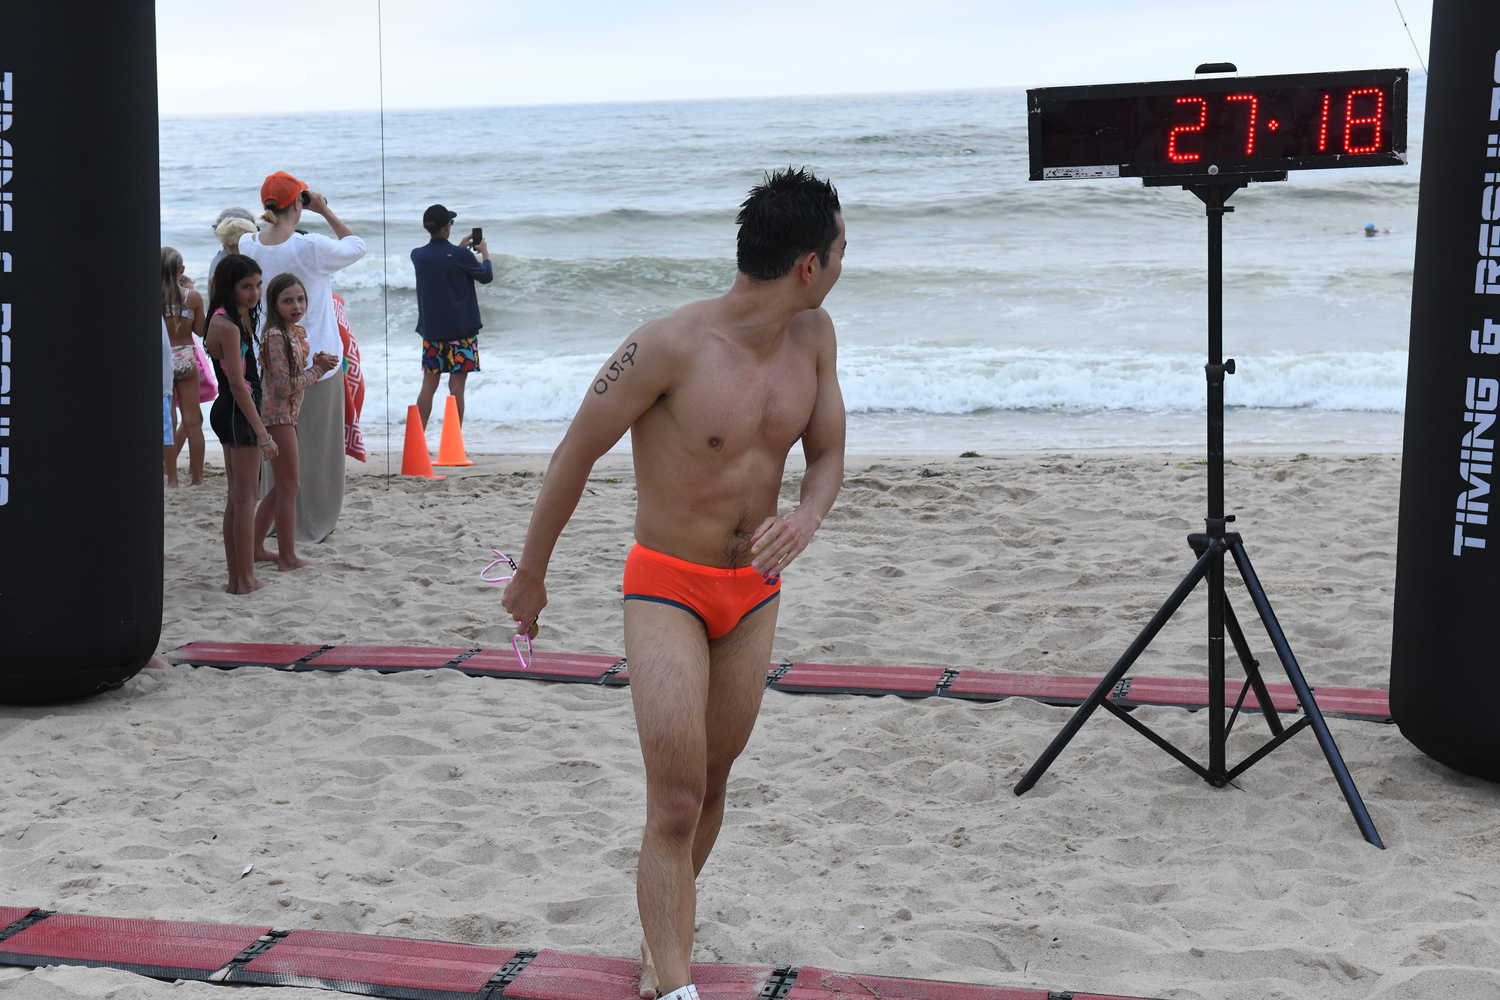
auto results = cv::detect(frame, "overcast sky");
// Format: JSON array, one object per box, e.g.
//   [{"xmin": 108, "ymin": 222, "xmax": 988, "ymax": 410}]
[{"xmin": 157, "ymin": 0, "xmax": 1434, "ymax": 116}]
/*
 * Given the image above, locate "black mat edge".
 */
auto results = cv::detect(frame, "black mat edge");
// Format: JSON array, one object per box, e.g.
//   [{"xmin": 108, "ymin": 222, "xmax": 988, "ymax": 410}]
[
  {"xmin": 758, "ymin": 965, "xmax": 799, "ymax": 1000},
  {"xmin": 209, "ymin": 929, "xmax": 287, "ymax": 981},
  {"xmin": 461, "ymin": 669, "xmax": 614, "ymax": 684},
  {"xmin": 230, "ymin": 969, "xmax": 488, "ymax": 1000},
  {"xmin": 0, "ymin": 953, "xmax": 232, "ymax": 981},
  {"xmin": 769, "ymin": 684, "xmax": 940, "ymax": 698},
  {"xmin": 0, "ymin": 910, "xmax": 47, "ymax": 944},
  {"xmin": 485, "ymin": 948, "xmax": 537, "ymax": 997}
]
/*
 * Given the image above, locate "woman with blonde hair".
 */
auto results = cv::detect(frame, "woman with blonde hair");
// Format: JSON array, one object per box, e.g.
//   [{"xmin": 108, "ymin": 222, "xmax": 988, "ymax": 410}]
[
  {"xmin": 161, "ymin": 246, "xmax": 207, "ymax": 486},
  {"xmin": 209, "ymin": 209, "xmax": 259, "ymax": 297}
]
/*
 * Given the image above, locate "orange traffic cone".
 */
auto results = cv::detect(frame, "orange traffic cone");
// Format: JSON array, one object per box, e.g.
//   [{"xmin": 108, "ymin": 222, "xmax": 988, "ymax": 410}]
[
  {"xmin": 434, "ymin": 395, "xmax": 473, "ymax": 467},
  {"xmin": 400, "ymin": 404, "xmax": 443, "ymax": 479}
]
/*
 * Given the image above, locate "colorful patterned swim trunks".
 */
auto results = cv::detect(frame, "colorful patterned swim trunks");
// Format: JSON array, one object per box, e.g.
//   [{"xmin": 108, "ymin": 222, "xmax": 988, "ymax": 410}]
[{"xmin": 421, "ymin": 336, "xmax": 480, "ymax": 374}]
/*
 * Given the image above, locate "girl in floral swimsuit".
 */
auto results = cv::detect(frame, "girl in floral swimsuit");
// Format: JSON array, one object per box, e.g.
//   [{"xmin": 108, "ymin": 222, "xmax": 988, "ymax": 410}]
[{"xmin": 254, "ymin": 271, "xmax": 340, "ymax": 571}]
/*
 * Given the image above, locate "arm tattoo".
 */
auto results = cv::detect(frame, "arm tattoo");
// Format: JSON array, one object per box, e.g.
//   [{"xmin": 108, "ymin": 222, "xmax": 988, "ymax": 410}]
[{"xmin": 592, "ymin": 341, "xmax": 638, "ymax": 395}]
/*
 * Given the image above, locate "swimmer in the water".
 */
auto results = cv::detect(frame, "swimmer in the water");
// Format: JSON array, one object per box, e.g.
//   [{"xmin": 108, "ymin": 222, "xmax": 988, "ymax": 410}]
[{"xmin": 502, "ymin": 168, "xmax": 847, "ymax": 1000}]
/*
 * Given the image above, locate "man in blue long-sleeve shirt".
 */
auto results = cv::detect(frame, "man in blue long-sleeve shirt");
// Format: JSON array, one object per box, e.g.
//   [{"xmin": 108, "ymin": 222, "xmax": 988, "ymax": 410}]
[{"xmin": 411, "ymin": 204, "xmax": 493, "ymax": 427}]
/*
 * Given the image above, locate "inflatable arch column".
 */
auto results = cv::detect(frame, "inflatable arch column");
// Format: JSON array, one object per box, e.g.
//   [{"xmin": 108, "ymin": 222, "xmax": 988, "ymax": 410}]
[
  {"xmin": 0, "ymin": 3, "xmax": 160, "ymax": 701},
  {"xmin": 1391, "ymin": 0, "xmax": 1500, "ymax": 780}
]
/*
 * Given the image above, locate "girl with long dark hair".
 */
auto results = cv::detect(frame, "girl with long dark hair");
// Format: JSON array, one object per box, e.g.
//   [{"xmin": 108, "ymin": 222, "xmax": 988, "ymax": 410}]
[
  {"xmin": 204, "ymin": 253, "xmax": 277, "ymax": 594},
  {"xmin": 253, "ymin": 271, "xmax": 339, "ymax": 571}
]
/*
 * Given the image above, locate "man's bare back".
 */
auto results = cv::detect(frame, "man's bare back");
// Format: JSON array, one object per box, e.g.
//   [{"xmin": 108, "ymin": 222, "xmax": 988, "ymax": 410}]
[{"xmin": 502, "ymin": 169, "xmax": 846, "ymax": 1000}]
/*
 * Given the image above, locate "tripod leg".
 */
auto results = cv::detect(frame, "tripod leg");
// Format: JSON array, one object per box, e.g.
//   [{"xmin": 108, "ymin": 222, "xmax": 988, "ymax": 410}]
[
  {"xmin": 1228, "ymin": 540, "xmax": 1385, "ymax": 849},
  {"xmin": 1223, "ymin": 598, "xmax": 1284, "ymax": 735},
  {"xmin": 1014, "ymin": 539, "xmax": 1225, "ymax": 795}
]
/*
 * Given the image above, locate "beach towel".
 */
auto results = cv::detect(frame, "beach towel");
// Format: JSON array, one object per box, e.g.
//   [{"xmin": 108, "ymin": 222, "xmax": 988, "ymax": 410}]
[
  {"xmin": 332, "ymin": 294, "xmax": 366, "ymax": 462},
  {"xmin": 192, "ymin": 335, "xmax": 217, "ymax": 403}
]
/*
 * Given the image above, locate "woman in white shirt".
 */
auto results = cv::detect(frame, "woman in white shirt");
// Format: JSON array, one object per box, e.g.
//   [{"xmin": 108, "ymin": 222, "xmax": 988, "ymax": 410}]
[{"xmin": 239, "ymin": 170, "xmax": 366, "ymax": 548}]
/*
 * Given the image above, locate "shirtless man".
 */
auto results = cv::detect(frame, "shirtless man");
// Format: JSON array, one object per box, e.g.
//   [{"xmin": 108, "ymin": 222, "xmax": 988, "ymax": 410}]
[{"xmin": 501, "ymin": 169, "xmax": 846, "ymax": 1000}]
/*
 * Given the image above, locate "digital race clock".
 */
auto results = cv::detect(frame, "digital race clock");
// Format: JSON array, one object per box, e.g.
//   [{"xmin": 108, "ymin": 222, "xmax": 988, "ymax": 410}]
[{"xmin": 1028, "ymin": 68, "xmax": 1408, "ymax": 182}]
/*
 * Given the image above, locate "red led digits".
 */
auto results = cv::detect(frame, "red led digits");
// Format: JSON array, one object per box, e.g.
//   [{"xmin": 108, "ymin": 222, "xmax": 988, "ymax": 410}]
[
  {"xmin": 1168, "ymin": 97, "xmax": 1208, "ymax": 162},
  {"xmin": 1344, "ymin": 87, "xmax": 1384, "ymax": 154},
  {"xmin": 1318, "ymin": 93, "xmax": 1330, "ymax": 152},
  {"xmin": 1227, "ymin": 94, "xmax": 1258, "ymax": 155}
]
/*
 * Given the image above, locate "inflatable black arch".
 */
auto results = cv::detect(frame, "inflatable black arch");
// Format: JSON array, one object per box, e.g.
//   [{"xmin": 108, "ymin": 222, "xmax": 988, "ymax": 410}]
[
  {"xmin": 1391, "ymin": 0, "xmax": 1500, "ymax": 781},
  {"xmin": 0, "ymin": 3, "xmax": 160, "ymax": 702}
]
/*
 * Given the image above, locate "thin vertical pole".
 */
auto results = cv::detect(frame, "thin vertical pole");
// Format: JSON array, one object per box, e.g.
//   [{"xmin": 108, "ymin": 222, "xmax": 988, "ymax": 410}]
[
  {"xmin": 1205, "ymin": 185, "xmax": 1227, "ymax": 779},
  {"xmin": 377, "ymin": 0, "xmax": 390, "ymax": 477}
]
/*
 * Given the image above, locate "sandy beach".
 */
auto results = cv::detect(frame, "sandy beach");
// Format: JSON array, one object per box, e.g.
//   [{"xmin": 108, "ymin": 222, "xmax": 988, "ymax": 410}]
[{"xmin": 3, "ymin": 452, "xmax": 1497, "ymax": 1000}]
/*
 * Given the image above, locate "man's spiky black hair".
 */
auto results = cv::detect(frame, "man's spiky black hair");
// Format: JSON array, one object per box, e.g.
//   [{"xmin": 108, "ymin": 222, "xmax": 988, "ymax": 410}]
[{"xmin": 735, "ymin": 167, "xmax": 841, "ymax": 281}]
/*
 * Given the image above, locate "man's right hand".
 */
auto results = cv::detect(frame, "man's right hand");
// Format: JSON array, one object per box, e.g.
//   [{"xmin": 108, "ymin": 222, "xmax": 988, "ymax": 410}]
[{"xmin": 501, "ymin": 566, "xmax": 547, "ymax": 634}]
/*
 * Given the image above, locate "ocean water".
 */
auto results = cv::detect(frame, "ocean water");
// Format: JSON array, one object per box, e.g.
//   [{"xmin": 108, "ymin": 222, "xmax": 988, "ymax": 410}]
[{"xmin": 159, "ymin": 81, "xmax": 1422, "ymax": 455}]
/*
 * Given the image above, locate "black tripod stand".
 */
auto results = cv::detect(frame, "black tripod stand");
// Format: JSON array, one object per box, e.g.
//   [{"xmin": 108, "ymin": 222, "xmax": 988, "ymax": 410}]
[{"xmin": 1012, "ymin": 176, "xmax": 1384, "ymax": 849}]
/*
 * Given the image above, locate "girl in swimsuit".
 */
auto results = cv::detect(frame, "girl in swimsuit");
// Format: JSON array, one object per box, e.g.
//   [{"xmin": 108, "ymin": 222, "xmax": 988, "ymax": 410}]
[
  {"xmin": 161, "ymin": 247, "xmax": 207, "ymax": 486},
  {"xmin": 205, "ymin": 254, "xmax": 278, "ymax": 595},
  {"xmin": 252, "ymin": 272, "xmax": 340, "ymax": 571}
]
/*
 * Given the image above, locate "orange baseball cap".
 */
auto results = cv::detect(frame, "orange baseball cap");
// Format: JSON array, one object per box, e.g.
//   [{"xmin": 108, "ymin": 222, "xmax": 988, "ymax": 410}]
[{"xmin": 261, "ymin": 171, "xmax": 308, "ymax": 210}]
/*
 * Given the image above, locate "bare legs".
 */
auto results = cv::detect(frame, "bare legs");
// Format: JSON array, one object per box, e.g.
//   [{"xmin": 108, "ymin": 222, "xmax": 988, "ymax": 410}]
[
  {"xmin": 416, "ymin": 370, "xmax": 468, "ymax": 428},
  {"xmin": 165, "ymin": 373, "xmax": 205, "ymax": 486},
  {"xmin": 164, "ymin": 392, "xmax": 178, "ymax": 488},
  {"xmin": 222, "ymin": 445, "xmax": 266, "ymax": 594},
  {"xmin": 447, "ymin": 371, "xmax": 467, "ymax": 424},
  {"xmin": 253, "ymin": 424, "xmax": 318, "ymax": 571},
  {"xmin": 624, "ymin": 597, "xmax": 778, "ymax": 997}
]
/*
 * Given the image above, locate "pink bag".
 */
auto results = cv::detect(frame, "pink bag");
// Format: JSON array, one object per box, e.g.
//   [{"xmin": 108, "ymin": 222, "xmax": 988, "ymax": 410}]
[{"xmin": 193, "ymin": 335, "xmax": 217, "ymax": 403}]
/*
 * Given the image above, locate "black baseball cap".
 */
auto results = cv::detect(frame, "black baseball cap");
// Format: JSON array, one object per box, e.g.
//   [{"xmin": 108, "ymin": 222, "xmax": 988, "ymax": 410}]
[{"xmin": 422, "ymin": 204, "xmax": 458, "ymax": 229}]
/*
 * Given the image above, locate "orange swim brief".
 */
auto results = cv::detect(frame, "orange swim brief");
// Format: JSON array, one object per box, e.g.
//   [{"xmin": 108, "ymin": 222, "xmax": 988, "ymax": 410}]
[{"xmin": 622, "ymin": 543, "xmax": 781, "ymax": 639}]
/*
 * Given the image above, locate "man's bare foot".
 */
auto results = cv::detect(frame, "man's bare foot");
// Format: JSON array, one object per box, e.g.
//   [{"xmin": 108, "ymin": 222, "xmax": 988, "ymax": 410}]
[
  {"xmin": 276, "ymin": 557, "xmax": 320, "ymax": 572},
  {"xmin": 253, "ymin": 547, "xmax": 277, "ymax": 563},
  {"xmin": 166, "ymin": 478, "xmax": 179, "ymax": 488},
  {"xmin": 190, "ymin": 476, "xmax": 204, "ymax": 486},
  {"xmin": 229, "ymin": 576, "xmax": 267, "ymax": 595},
  {"xmin": 639, "ymin": 937, "xmax": 656, "ymax": 999}
]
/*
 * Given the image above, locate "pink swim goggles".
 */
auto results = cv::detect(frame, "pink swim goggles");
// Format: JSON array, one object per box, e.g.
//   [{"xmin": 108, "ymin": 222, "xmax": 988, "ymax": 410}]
[{"xmin": 481, "ymin": 547, "xmax": 536, "ymax": 670}]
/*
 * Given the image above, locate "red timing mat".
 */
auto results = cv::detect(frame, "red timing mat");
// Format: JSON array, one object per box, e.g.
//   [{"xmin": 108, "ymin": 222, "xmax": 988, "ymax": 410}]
[
  {"xmin": 0, "ymin": 908, "xmax": 34, "ymax": 932},
  {"xmin": 785, "ymin": 968, "xmax": 1050, "ymax": 999},
  {"xmin": 303, "ymin": 646, "xmax": 471, "ymax": 670},
  {"xmin": 0, "ymin": 910, "xmax": 1157, "ymax": 999},
  {"xmin": 684, "ymin": 960, "xmax": 777, "ymax": 999},
  {"xmin": 772, "ymin": 662, "xmax": 947, "ymax": 696},
  {"xmin": 501, "ymin": 949, "xmax": 643, "ymax": 1000},
  {"xmin": 460, "ymin": 650, "xmax": 621, "ymax": 682},
  {"xmin": 503, "ymin": 949, "xmax": 773, "ymax": 1000},
  {"xmin": 236, "ymin": 929, "xmax": 515, "ymax": 997},
  {"xmin": 167, "ymin": 642, "xmax": 324, "ymax": 667},
  {"xmin": 609, "ymin": 661, "xmax": 782, "ymax": 685},
  {"xmin": 164, "ymin": 642, "xmax": 1391, "ymax": 721},
  {"xmin": 0, "ymin": 914, "xmax": 270, "ymax": 979},
  {"xmin": 1305, "ymin": 686, "xmax": 1391, "ymax": 721},
  {"xmin": 944, "ymin": 670, "xmax": 1102, "ymax": 704},
  {"xmin": 1121, "ymin": 676, "xmax": 1301, "ymax": 714}
]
